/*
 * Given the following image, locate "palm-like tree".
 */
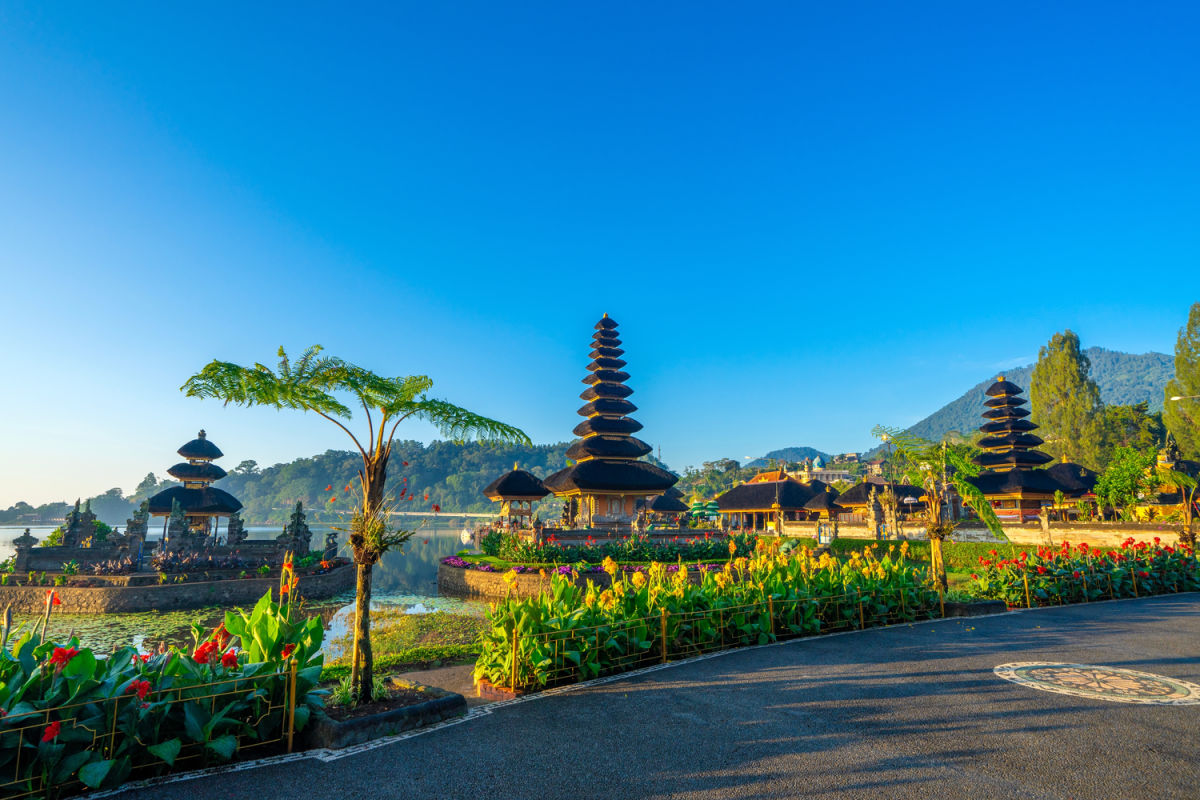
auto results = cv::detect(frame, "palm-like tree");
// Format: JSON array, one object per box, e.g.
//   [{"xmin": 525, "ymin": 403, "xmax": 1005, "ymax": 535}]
[
  {"xmin": 183, "ymin": 346, "xmax": 530, "ymax": 703},
  {"xmin": 872, "ymin": 426, "xmax": 1004, "ymax": 591}
]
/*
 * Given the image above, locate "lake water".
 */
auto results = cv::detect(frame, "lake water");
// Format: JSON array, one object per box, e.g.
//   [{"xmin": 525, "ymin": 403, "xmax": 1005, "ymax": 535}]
[{"xmin": 0, "ymin": 523, "xmax": 486, "ymax": 656}]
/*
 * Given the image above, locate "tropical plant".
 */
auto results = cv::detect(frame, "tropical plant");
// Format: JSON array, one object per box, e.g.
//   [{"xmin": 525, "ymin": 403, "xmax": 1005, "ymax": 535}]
[
  {"xmin": 474, "ymin": 540, "xmax": 938, "ymax": 690},
  {"xmin": 871, "ymin": 426, "xmax": 1004, "ymax": 591},
  {"xmin": 0, "ymin": 585, "xmax": 322, "ymax": 796},
  {"xmin": 1164, "ymin": 303, "xmax": 1200, "ymax": 459},
  {"xmin": 1093, "ymin": 446, "xmax": 1158, "ymax": 519},
  {"xmin": 182, "ymin": 345, "xmax": 529, "ymax": 704},
  {"xmin": 1159, "ymin": 469, "xmax": 1199, "ymax": 546}
]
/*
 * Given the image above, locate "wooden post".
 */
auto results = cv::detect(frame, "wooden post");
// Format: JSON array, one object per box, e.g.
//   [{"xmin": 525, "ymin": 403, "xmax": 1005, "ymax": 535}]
[
  {"xmin": 858, "ymin": 596, "xmax": 866, "ymax": 628},
  {"xmin": 286, "ymin": 658, "xmax": 298, "ymax": 753},
  {"xmin": 510, "ymin": 626, "xmax": 519, "ymax": 690},
  {"xmin": 768, "ymin": 596, "xmax": 775, "ymax": 637},
  {"xmin": 1023, "ymin": 573, "xmax": 1033, "ymax": 609},
  {"xmin": 661, "ymin": 608, "xmax": 669, "ymax": 664},
  {"xmin": 1130, "ymin": 567, "xmax": 1139, "ymax": 597}
]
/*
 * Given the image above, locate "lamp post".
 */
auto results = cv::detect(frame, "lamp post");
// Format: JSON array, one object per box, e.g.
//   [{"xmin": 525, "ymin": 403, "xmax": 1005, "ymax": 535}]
[{"xmin": 1169, "ymin": 395, "xmax": 1200, "ymax": 401}]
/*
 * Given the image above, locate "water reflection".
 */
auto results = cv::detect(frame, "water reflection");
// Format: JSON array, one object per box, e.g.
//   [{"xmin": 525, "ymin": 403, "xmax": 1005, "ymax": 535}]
[{"xmin": 0, "ymin": 524, "xmax": 484, "ymax": 653}]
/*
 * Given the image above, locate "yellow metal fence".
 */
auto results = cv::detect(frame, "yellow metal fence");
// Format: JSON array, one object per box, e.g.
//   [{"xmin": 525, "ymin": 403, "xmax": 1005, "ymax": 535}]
[{"xmin": 0, "ymin": 661, "xmax": 299, "ymax": 800}]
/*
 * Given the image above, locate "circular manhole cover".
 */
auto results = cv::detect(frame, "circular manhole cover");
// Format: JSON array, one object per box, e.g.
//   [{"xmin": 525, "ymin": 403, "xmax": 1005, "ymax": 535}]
[{"xmin": 994, "ymin": 662, "xmax": 1200, "ymax": 705}]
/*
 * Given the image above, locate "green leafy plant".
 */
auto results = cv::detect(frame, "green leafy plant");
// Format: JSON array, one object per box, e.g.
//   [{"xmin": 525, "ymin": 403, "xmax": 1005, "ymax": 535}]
[{"xmin": 61, "ymin": 561, "xmax": 80, "ymax": 576}]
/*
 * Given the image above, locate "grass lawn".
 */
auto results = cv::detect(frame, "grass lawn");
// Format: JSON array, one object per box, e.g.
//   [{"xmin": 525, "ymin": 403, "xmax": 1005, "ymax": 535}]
[{"xmin": 321, "ymin": 610, "xmax": 487, "ymax": 681}]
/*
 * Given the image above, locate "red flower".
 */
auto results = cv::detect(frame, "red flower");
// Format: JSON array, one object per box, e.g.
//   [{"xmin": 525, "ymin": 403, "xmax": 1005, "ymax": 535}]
[
  {"xmin": 344, "ymin": 485, "xmax": 351, "ymax": 492},
  {"xmin": 326, "ymin": 484, "xmax": 332, "ymax": 491},
  {"xmin": 49, "ymin": 647, "xmax": 78, "ymax": 668},
  {"xmin": 280, "ymin": 583, "xmax": 291, "ymax": 595},
  {"xmin": 281, "ymin": 644, "xmax": 296, "ymax": 659},
  {"xmin": 1138, "ymin": 571, "xmax": 1149, "ymax": 579},
  {"xmin": 970, "ymin": 573, "xmax": 979, "ymax": 580},
  {"xmin": 46, "ymin": 589, "xmax": 61, "ymax": 606},
  {"xmin": 132, "ymin": 654, "xmax": 150, "ymax": 664},
  {"xmin": 192, "ymin": 641, "xmax": 218, "ymax": 665},
  {"xmin": 212, "ymin": 624, "xmax": 231, "ymax": 648},
  {"xmin": 126, "ymin": 679, "xmax": 151, "ymax": 700},
  {"xmin": 320, "ymin": 560, "xmax": 332, "ymax": 570},
  {"xmin": 1072, "ymin": 570, "xmax": 1082, "ymax": 579},
  {"xmin": 988, "ymin": 550, "xmax": 997, "ymax": 557},
  {"xmin": 42, "ymin": 721, "xmax": 61, "ymax": 742},
  {"xmin": 1037, "ymin": 566, "xmax": 1047, "ymax": 575},
  {"xmin": 431, "ymin": 504, "xmax": 441, "ymax": 513},
  {"xmin": 221, "ymin": 650, "xmax": 239, "ymax": 669},
  {"xmin": 283, "ymin": 560, "xmax": 293, "ymax": 572},
  {"xmin": 402, "ymin": 462, "xmax": 409, "ymax": 466}
]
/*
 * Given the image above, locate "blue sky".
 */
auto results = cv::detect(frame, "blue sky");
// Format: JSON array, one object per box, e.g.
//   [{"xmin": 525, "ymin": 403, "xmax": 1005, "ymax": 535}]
[{"xmin": 1, "ymin": 2, "xmax": 1197, "ymax": 506}]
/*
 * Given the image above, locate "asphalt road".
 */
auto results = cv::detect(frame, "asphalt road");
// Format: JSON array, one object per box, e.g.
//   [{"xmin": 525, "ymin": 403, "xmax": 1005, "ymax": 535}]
[{"xmin": 116, "ymin": 594, "xmax": 1200, "ymax": 800}]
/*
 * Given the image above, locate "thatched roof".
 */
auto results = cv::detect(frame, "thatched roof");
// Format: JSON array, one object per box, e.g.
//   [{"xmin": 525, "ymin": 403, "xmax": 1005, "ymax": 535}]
[
  {"xmin": 979, "ymin": 419, "xmax": 1039, "ymax": 434},
  {"xmin": 803, "ymin": 489, "xmax": 843, "ymax": 512},
  {"xmin": 577, "ymin": 398, "xmax": 638, "ymax": 418},
  {"xmin": 587, "ymin": 357, "xmax": 627, "ymax": 371},
  {"xmin": 573, "ymin": 417, "xmax": 643, "ymax": 437},
  {"xmin": 177, "ymin": 430, "xmax": 223, "ymax": 460},
  {"xmin": 834, "ymin": 481, "xmax": 925, "ymax": 508},
  {"xmin": 567, "ymin": 437, "xmax": 652, "ymax": 461},
  {"xmin": 483, "ymin": 469, "xmax": 549, "ymax": 500},
  {"xmin": 985, "ymin": 378, "xmax": 1025, "ymax": 397},
  {"xmin": 580, "ymin": 383, "xmax": 634, "ymax": 401},
  {"xmin": 716, "ymin": 479, "xmax": 825, "ymax": 512},
  {"xmin": 973, "ymin": 450, "xmax": 1055, "ymax": 469},
  {"xmin": 147, "ymin": 486, "xmax": 241, "ymax": 515},
  {"xmin": 1044, "ymin": 462, "xmax": 1099, "ymax": 495},
  {"xmin": 582, "ymin": 370, "xmax": 630, "ymax": 386},
  {"xmin": 589, "ymin": 346, "xmax": 625, "ymax": 359},
  {"xmin": 639, "ymin": 494, "xmax": 689, "ymax": 514},
  {"xmin": 982, "ymin": 405, "xmax": 1030, "ymax": 420},
  {"xmin": 166, "ymin": 462, "xmax": 228, "ymax": 482},
  {"xmin": 977, "ymin": 432, "xmax": 1046, "ymax": 450},
  {"xmin": 544, "ymin": 459, "xmax": 677, "ymax": 494},
  {"xmin": 595, "ymin": 315, "xmax": 619, "ymax": 330},
  {"xmin": 968, "ymin": 470, "xmax": 1063, "ymax": 496}
]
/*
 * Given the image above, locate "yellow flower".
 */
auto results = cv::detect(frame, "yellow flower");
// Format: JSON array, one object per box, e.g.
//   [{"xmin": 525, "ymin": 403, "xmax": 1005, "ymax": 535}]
[
  {"xmin": 602, "ymin": 556, "xmax": 618, "ymax": 577},
  {"xmin": 502, "ymin": 570, "xmax": 518, "ymax": 585},
  {"xmin": 728, "ymin": 539, "xmax": 737, "ymax": 556},
  {"xmin": 585, "ymin": 592, "xmax": 597, "ymax": 608},
  {"xmin": 539, "ymin": 569, "xmax": 548, "ymax": 579},
  {"xmin": 631, "ymin": 571, "xmax": 647, "ymax": 589}
]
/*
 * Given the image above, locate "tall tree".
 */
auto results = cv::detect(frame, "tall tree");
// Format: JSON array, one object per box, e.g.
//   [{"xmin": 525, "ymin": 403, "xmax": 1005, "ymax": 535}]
[
  {"xmin": 1164, "ymin": 303, "xmax": 1200, "ymax": 459},
  {"xmin": 872, "ymin": 426, "xmax": 1003, "ymax": 591},
  {"xmin": 182, "ymin": 345, "xmax": 530, "ymax": 704},
  {"xmin": 1098, "ymin": 402, "xmax": 1165, "ymax": 469},
  {"xmin": 1029, "ymin": 330, "xmax": 1104, "ymax": 468}
]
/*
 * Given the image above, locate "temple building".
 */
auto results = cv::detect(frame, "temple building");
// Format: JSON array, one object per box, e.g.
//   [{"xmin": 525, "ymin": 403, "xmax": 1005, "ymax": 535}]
[
  {"xmin": 484, "ymin": 466, "xmax": 550, "ymax": 526},
  {"xmin": 715, "ymin": 471, "xmax": 832, "ymax": 530},
  {"xmin": 147, "ymin": 430, "xmax": 243, "ymax": 543},
  {"xmin": 542, "ymin": 315, "xmax": 678, "ymax": 529},
  {"xmin": 967, "ymin": 377, "xmax": 1061, "ymax": 521}
]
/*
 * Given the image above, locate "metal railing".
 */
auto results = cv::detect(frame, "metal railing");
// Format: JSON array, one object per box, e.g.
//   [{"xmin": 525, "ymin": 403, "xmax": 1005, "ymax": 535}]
[{"xmin": 0, "ymin": 660, "xmax": 300, "ymax": 800}]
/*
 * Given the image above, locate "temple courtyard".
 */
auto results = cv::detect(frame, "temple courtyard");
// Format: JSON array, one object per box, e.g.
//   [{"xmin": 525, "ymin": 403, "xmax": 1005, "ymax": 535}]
[{"xmin": 114, "ymin": 593, "xmax": 1199, "ymax": 800}]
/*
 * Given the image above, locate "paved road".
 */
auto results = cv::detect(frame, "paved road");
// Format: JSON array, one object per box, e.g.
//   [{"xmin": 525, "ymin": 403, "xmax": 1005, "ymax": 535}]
[{"xmin": 118, "ymin": 595, "xmax": 1200, "ymax": 800}]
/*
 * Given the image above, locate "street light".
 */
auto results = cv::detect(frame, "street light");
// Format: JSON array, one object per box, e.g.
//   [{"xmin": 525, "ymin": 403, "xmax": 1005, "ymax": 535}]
[{"xmin": 1170, "ymin": 395, "xmax": 1200, "ymax": 401}]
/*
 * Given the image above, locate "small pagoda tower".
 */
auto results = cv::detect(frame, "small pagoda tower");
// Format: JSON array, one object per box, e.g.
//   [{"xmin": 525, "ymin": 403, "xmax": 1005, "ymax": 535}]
[
  {"xmin": 543, "ymin": 315, "xmax": 677, "ymax": 529},
  {"xmin": 483, "ymin": 465, "xmax": 550, "ymax": 526},
  {"xmin": 969, "ymin": 377, "xmax": 1061, "ymax": 521},
  {"xmin": 148, "ymin": 430, "xmax": 243, "ymax": 543}
]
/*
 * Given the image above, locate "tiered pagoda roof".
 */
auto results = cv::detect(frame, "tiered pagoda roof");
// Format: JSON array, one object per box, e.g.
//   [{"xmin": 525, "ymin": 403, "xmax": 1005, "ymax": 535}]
[
  {"xmin": 149, "ymin": 430, "xmax": 241, "ymax": 515},
  {"xmin": 544, "ymin": 315, "xmax": 677, "ymax": 495},
  {"xmin": 972, "ymin": 378, "xmax": 1054, "ymax": 472},
  {"xmin": 483, "ymin": 468, "xmax": 550, "ymax": 501}
]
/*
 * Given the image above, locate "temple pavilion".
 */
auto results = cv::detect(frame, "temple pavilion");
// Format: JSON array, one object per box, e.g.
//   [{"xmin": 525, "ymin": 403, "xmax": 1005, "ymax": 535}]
[
  {"xmin": 147, "ymin": 430, "xmax": 242, "ymax": 540},
  {"xmin": 483, "ymin": 466, "xmax": 549, "ymax": 525},
  {"xmin": 542, "ymin": 315, "xmax": 678, "ymax": 529},
  {"xmin": 967, "ymin": 377, "xmax": 1061, "ymax": 521},
  {"xmin": 715, "ymin": 471, "xmax": 832, "ymax": 530}
]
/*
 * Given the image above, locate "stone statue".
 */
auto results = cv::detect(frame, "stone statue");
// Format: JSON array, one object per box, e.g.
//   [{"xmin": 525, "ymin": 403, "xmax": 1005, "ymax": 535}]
[
  {"xmin": 880, "ymin": 486, "xmax": 900, "ymax": 541},
  {"xmin": 322, "ymin": 531, "xmax": 338, "ymax": 562},
  {"xmin": 225, "ymin": 511, "xmax": 247, "ymax": 547},
  {"xmin": 165, "ymin": 498, "xmax": 187, "ymax": 549},
  {"xmin": 12, "ymin": 528, "xmax": 38, "ymax": 572},
  {"xmin": 866, "ymin": 486, "xmax": 882, "ymax": 540},
  {"xmin": 278, "ymin": 501, "xmax": 312, "ymax": 555}
]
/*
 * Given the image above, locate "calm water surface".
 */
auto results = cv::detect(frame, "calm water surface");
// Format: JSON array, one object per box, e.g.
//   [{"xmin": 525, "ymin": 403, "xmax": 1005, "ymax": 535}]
[{"xmin": 0, "ymin": 523, "xmax": 485, "ymax": 656}]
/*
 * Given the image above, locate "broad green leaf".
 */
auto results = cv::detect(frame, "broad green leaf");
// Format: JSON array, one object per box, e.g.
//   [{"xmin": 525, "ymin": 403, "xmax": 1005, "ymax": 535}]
[
  {"xmin": 206, "ymin": 734, "xmax": 238, "ymax": 761},
  {"xmin": 78, "ymin": 758, "xmax": 114, "ymax": 788},
  {"xmin": 147, "ymin": 738, "xmax": 182, "ymax": 767}
]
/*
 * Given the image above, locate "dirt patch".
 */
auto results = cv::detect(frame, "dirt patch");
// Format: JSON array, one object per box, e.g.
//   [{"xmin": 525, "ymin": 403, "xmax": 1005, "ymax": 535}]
[{"xmin": 323, "ymin": 683, "xmax": 433, "ymax": 722}]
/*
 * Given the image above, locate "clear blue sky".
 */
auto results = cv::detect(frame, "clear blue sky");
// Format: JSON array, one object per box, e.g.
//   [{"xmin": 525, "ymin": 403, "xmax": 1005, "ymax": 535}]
[{"xmin": 1, "ymin": 2, "xmax": 1197, "ymax": 506}]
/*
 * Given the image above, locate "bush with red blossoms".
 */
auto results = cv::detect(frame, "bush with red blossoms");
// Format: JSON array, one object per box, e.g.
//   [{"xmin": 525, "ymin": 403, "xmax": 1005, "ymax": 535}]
[
  {"xmin": 0, "ymin": 588, "xmax": 324, "ymax": 796},
  {"xmin": 962, "ymin": 539, "xmax": 1199, "ymax": 608}
]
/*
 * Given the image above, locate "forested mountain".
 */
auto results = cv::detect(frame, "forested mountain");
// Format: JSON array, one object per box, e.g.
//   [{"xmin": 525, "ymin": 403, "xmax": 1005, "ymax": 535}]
[
  {"xmin": 0, "ymin": 441, "xmax": 576, "ymax": 526},
  {"xmin": 905, "ymin": 348, "xmax": 1172, "ymax": 443},
  {"xmin": 745, "ymin": 446, "xmax": 833, "ymax": 468}
]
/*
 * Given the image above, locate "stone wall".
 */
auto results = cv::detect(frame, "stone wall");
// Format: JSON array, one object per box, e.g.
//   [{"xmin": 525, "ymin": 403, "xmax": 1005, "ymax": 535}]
[
  {"xmin": 778, "ymin": 521, "xmax": 1186, "ymax": 548},
  {"xmin": 437, "ymin": 563, "xmax": 706, "ymax": 601},
  {"xmin": 0, "ymin": 563, "xmax": 356, "ymax": 614}
]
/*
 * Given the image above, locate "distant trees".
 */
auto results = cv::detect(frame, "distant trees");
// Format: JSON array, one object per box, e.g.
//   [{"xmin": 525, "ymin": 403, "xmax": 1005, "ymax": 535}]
[
  {"xmin": 1164, "ymin": 303, "xmax": 1200, "ymax": 458},
  {"xmin": 1097, "ymin": 402, "xmax": 1165, "ymax": 468},
  {"xmin": 1030, "ymin": 330, "xmax": 1104, "ymax": 469}
]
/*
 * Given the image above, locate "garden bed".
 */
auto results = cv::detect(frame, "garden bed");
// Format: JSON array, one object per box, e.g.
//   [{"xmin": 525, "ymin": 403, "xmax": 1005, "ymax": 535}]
[{"xmin": 305, "ymin": 680, "xmax": 466, "ymax": 749}]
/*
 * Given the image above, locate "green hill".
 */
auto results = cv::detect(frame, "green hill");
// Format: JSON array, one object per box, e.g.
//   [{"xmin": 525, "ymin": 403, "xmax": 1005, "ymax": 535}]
[
  {"xmin": 746, "ymin": 447, "xmax": 833, "ymax": 468},
  {"xmin": 906, "ymin": 348, "xmax": 1173, "ymax": 442}
]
